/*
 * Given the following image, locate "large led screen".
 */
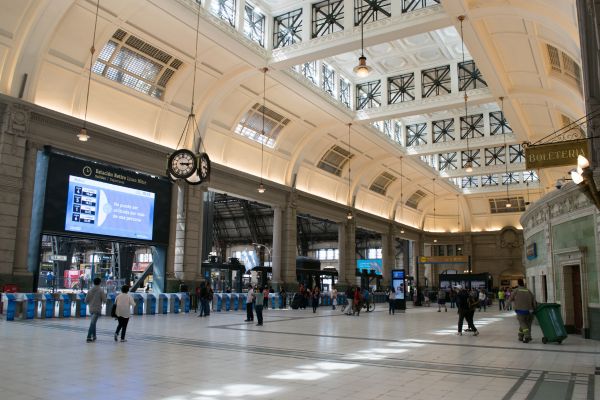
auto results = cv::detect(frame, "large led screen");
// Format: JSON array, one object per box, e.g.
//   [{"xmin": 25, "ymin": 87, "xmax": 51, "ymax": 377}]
[
  {"xmin": 356, "ymin": 259, "xmax": 383, "ymax": 275},
  {"xmin": 65, "ymin": 176, "xmax": 155, "ymax": 240},
  {"xmin": 43, "ymin": 153, "xmax": 171, "ymax": 245}
]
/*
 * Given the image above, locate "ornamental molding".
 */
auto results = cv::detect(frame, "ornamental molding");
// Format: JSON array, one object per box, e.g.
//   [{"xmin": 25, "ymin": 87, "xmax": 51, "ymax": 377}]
[{"xmin": 4, "ymin": 103, "xmax": 31, "ymax": 136}]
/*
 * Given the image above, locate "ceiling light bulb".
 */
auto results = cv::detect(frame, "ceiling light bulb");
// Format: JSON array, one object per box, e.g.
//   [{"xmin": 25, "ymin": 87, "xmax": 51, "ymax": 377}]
[
  {"xmin": 257, "ymin": 183, "xmax": 266, "ymax": 193},
  {"xmin": 571, "ymin": 170, "xmax": 584, "ymax": 184},
  {"xmin": 353, "ymin": 56, "xmax": 372, "ymax": 77},
  {"xmin": 464, "ymin": 161, "xmax": 473, "ymax": 173},
  {"xmin": 400, "ymin": 229, "xmax": 405, "ymax": 234},
  {"xmin": 577, "ymin": 155, "xmax": 590, "ymax": 169},
  {"xmin": 433, "ymin": 239, "xmax": 438, "ymax": 243},
  {"xmin": 506, "ymin": 202, "xmax": 512, "ymax": 208},
  {"xmin": 77, "ymin": 128, "xmax": 90, "ymax": 142},
  {"xmin": 347, "ymin": 210, "xmax": 353, "ymax": 220}
]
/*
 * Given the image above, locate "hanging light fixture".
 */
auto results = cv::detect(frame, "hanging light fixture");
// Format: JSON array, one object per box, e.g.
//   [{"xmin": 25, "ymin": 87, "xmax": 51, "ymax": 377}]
[
  {"xmin": 347, "ymin": 122, "xmax": 353, "ymax": 220},
  {"xmin": 78, "ymin": 0, "xmax": 101, "ymax": 142},
  {"xmin": 353, "ymin": 18, "xmax": 372, "ymax": 78},
  {"xmin": 257, "ymin": 67, "xmax": 268, "ymax": 194},
  {"xmin": 500, "ymin": 96, "xmax": 512, "ymax": 208},
  {"xmin": 433, "ymin": 177, "xmax": 437, "ymax": 242},
  {"xmin": 456, "ymin": 194, "xmax": 461, "ymax": 232},
  {"xmin": 400, "ymin": 156, "xmax": 404, "ymax": 234},
  {"xmin": 458, "ymin": 15, "xmax": 473, "ymax": 173}
]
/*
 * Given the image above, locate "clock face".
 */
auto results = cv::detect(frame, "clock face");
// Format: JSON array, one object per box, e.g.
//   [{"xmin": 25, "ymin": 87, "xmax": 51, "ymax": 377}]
[
  {"xmin": 199, "ymin": 153, "xmax": 211, "ymax": 180},
  {"xmin": 168, "ymin": 149, "xmax": 197, "ymax": 179}
]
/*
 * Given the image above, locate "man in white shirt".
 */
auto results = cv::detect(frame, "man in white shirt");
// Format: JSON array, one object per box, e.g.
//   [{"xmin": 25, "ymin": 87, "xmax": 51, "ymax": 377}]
[{"xmin": 245, "ymin": 284, "xmax": 254, "ymax": 322}]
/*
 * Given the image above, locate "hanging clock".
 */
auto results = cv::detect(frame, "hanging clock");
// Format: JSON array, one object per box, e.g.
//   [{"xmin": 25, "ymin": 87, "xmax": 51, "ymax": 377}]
[
  {"xmin": 167, "ymin": 149, "xmax": 197, "ymax": 179},
  {"xmin": 198, "ymin": 153, "xmax": 211, "ymax": 181},
  {"xmin": 185, "ymin": 170, "xmax": 202, "ymax": 185}
]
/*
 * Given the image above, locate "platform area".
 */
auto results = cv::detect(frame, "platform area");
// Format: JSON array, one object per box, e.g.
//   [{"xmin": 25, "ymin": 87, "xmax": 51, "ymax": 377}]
[{"xmin": 0, "ymin": 304, "xmax": 598, "ymax": 400}]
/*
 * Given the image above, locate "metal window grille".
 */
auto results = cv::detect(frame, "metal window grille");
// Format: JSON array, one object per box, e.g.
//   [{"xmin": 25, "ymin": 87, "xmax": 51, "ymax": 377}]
[
  {"xmin": 438, "ymin": 152, "xmax": 457, "ymax": 171},
  {"xmin": 458, "ymin": 60, "xmax": 487, "ymax": 91},
  {"xmin": 484, "ymin": 146, "xmax": 506, "ymax": 166},
  {"xmin": 388, "ymin": 73, "xmax": 415, "ymax": 104},
  {"xmin": 302, "ymin": 61, "xmax": 318, "ymax": 84},
  {"xmin": 354, "ymin": 0, "xmax": 391, "ymax": 25},
  {"xmin": 461, "ymin": 176, "xmax": 479, "ymax": 188},
  {"xmin": 211, "ymin": 0, "xmax": 236, "ymax": 27},
  {"xmin": 369, "ymin": 172, "xmax": 396, "ymax": 195},
  {"xmin": 461, "ymin": 149, "xmax": 480, "ymax": 168},
  {"xmin": 401, "ymin": 0, "xmax": 440, "ymax": 13},
  {"xmin": 502, "ymin": 172, "xmax": 520, "ymax": 185},
  {"xmin": 322, "ymin": 63, "xmax": 336, "ymax": 96},
  {"xmin": 509, "ymin": 144, "xmax": 525, "ymax": 164},
  {"xmin": 460, "ymin": 113, "xmax": 484, "ymax": 139},
  {"xmin": 356, "ymin": 80, "xmax": 382, "ymax": 110},
  {"xmin": 422, "ymin": 65, "xmax": 451, "ymax": 97},
  {"xmin": 481, "ymin": 174, "xmax": 499, "ymax": 186},
  {"xmin": 244, "ymin": 4, "xmax": 265, "ymax": 46},
  {"xmin": 432, "ymin": 118, "xmax": 455, "ymax": 143},
  {"xmin": 312, "ymin": 0, "xmax": 344, "ymax": 38},
  {"xmin": 523, "ymin": 171, "xmax": 539, "ymax": 182},
  {"xmin": 273, "ymin": 9, "xmax": 303, "ymax": 48},
  {"xmin": 406, "ymin": 190, "xmax": 427, "ymax": 209},
  {"xmin": 339, "ymin": 77, "xmax": 351, "ymax": 108},
  {"xmin": 406, "ymin": 123, "xmax": 427, "ymax": 146},
  {"xmin": 489, "ymin": 111, "xmax": 512, "ymax": 135}
]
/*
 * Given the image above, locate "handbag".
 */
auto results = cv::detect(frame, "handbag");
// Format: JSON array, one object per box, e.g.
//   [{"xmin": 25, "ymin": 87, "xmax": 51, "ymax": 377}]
[{"xmin": 111, "ymin": 303, "xmax": 117, "ymax": 318}]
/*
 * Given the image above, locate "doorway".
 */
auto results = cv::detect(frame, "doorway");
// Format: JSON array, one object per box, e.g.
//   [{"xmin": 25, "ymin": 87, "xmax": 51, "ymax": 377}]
[{"xmin": 563, "ymin": 265, "xmax": 583, "ymax": 334}]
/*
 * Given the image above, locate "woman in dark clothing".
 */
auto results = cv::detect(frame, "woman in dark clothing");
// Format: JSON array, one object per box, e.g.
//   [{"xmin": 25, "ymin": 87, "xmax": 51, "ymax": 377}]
[{"xmin": 311, "ymin": 287, "xmax": 320, "ymax": 313}]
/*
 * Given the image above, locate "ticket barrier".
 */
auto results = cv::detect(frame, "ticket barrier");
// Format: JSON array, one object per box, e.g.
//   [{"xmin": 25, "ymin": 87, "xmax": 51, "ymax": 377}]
[
  {"xmin": 223, "ymin": 293, "xmax": 231, "ymax": 311},
  {"xmin": 74, "ymin": 293, "xmax": 86, "ymax": 318},
  {"xmin": 158, "ymin": 294, "xmax": 168, "ymax": 314},
  {"xmin": 58, "ymin": 293, "xmax": 72, "ymax": 318},
  {"xmin": 240, "ymin": 293, "xmax": 247, "ymax": 310},
  {"xmin": 41, "ymin": 293, "xmax": 54, "ymax": 318},
  {"xmin": 4, "ymin": 293, "xmax": 19, "ymax": 321},
  {"xmin": 213, "ymin": 293, "xmax": 223, "ymax": 312},
  {"xmin": 181, "ymin": 292, "xmax": 190, "ymax": 313},
  {"xmin": 105, "ymin": 293, "xmax": 116, "ymax": 317},
  {"xmin": 269, "ymin": 293, "xmax": 276, "ymax": 309},
  {"xmin": 231, "ymin": 294, "xmax": 239, "ymax": 311},
  {"xmin": 132, "ymin": 293, "xmax": 144, "ymax": 315},
  {"xmin": 321, "ymin": 294, "xmax": 331, "ymax": 306},
  {"xmin": 145, "ymin": 294, "xmax": 156, "ymax": 315},
  {"xmin": 22, "ymin": 294, "xmax": 35, "ymax": 319},
  {"xmin": 170, "ymin": 294, "xmax": 180, "ymax": 314}
]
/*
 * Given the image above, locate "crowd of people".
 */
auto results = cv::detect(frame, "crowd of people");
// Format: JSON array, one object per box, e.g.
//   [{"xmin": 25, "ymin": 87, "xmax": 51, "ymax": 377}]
[{"xmin": 82, "ymin": 278, "xmax": 537, "ymax": 344}]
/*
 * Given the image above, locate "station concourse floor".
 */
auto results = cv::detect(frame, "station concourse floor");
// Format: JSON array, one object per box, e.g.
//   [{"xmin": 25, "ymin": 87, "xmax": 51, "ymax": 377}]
[{"xmin": 1, "ymin": 304, "xmax": 599, "ymax": 400}]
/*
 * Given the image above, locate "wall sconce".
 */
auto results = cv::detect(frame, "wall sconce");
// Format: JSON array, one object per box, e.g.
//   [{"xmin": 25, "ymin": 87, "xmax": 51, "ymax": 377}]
[{"xmin": 571, "ymin": 155, "xmax": 600, "ymax": 209}]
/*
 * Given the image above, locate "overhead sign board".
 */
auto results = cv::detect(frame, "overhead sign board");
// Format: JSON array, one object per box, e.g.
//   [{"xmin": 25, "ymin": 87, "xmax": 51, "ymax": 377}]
[
  {"xmin": 49, "ymin": 255, "xmax": 68, "ymax": 261},
  {"xmin": 419, "ymin": 256, "xmax": 468, "ymax": 263},
  {"xmin": 525, "ymin": 139, "xmax": 589, "ymax": 169}
]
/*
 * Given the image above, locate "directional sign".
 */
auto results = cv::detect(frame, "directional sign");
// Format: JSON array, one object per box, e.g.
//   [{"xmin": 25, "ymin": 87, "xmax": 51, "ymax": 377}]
[
  {"xmin": 418, "ymin": 256, "xmax": 468, "ymax": 263},
  {"xmin": 49, "ymin": 255, "xmax": 67, "ymax": 261}
]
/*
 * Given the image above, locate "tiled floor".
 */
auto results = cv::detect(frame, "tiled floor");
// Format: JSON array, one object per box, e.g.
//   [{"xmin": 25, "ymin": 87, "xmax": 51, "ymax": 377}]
[{"xmin": 1, "ymin": 304, "xmax": 599, "ymax": 400}]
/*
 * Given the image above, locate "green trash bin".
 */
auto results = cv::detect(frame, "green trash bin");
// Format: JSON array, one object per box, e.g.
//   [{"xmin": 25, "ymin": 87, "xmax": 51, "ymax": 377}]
[{"xmin": 534, "ymin": 303, "xmax": 567, "ymax": 344}]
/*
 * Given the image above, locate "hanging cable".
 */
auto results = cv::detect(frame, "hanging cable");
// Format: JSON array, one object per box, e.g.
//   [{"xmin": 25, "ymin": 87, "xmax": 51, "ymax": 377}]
[
  {"xmin": 459, "ymin": 15, "xmax": 472, "ymax": 172},
  {"xmin": 78, "ymin": 0, "xmax": 101, "ymax": 141}
]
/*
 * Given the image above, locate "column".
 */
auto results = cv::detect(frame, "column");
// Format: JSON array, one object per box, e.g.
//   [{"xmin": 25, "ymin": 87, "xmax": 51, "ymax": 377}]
[
  {"xmin": 271, "ymin": 206, "xmax": 282, "ymax": 286},
  {"xmin": 381, "ymin": 225, "xmax": 394, "ymax": 287},
  {"xmin": 338, "ymin": 222, "xmax": 346, "ymax": 283},
  {"xmin": 280, "ymin": 192, "xmax": 297, "ymax": 290},
  {"xmin": 173, "ymin": 183, "xmax": 205, "ymax": 284},
  {"xmin": 0, "ymin": 103, "xmax": 30, "ymax": 288},
  {"xmin": 344, "ymin": 219, "xmax": 356, "ymax": 286}
]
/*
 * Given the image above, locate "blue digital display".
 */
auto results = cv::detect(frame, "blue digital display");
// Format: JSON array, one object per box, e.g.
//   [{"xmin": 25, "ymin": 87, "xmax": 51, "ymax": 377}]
[
  {"xmin": 64, "ymin": 176, "xmax": 155, "ymax": 241},
  {"xmin": 357, "ymin": 259, "xmax": 383, "ymax": 275}
]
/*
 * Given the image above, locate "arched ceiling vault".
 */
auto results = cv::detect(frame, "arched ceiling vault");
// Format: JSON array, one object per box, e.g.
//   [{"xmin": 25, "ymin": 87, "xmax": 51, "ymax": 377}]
[{"xmin": 0, "ymin": 0, "xmax": 585, "ymax": 233}]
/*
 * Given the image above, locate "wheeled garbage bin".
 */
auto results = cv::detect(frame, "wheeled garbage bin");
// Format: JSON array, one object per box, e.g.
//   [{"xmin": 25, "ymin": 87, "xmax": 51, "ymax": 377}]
[{"xmin": 534, "ymin": 303, "xmax": 568, "ymax": 344}]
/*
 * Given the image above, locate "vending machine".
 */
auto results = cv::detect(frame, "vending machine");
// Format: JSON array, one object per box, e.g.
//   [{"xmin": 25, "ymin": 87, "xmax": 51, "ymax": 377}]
[{"xmin": 391, "ymin": 269, "xmax": 406, "ymax": 311}]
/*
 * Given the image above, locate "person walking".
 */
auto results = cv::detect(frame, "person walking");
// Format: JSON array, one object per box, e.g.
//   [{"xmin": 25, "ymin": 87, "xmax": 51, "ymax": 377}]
[
  {"xmin": 114, "ymin": 285, "xmax": 135, "ymax": 342},
  {"xmin": 245, "ymin": 284, "xmax": 254, "ymax": 322},
  {"xmin": 498, "ymin": 287, "xmax": 506, "ymax": 311},
  {"xmin": 388, "ymin": 287, "xmax": 396, "ymax": 315},
  {"xmin": 331, "ymin": 286, "xmax": 338, "ymax": 310},
  {"xmin": 353, "ymin": 286, "xmax": 363, "ymax": 316},
  {"xmin": 505, "ymin": 287, "xmax": 513, "ymax": 311},
  {"xmin": 311, "ymin": 286, "xmax": 320, "ymax": 313},
  {"xmin": 508, "ymin": 279, "xmax": 537, "ymax": 343},
  {"xmin": 478, "ymin": 289, "xmax": 487, "ymax": 312},
  {"xmin": 279, "ymin": 286, "xmax": 287, "ymax": 309},
  {"xmin": 254, "ymin": 286, "xmax": 264, "ymax": 326},
  {"xmin": 449, "ymin": 288, "xmax": 456, "ymax": 309},
  {"xmin": 263, "ymin": 286, "xmax": 269, "ymax": 310},
  {"xmin": 198, "ymin": 282, "xmax": 208, "ymax": 317},
  {"xmin": 437, "ymin": 287, "xmax": 447, "ymax": 312},
  {"xmin": 456, "ymin": 285, "xmax": 479, "ymax": 336},
  {"xmin": 85, "ymin": 277, "xmax": 106, "ymax": 343}
]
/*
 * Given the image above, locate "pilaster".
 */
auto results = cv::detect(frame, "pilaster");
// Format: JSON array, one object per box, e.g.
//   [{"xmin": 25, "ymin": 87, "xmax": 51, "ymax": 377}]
[
  {"xmin": 280, "ymin": 192, "xmax": 298, "ymax": 289},
  {"xmin": 173, "ymin": 183, "xmax": 205, "ymax": 283}
]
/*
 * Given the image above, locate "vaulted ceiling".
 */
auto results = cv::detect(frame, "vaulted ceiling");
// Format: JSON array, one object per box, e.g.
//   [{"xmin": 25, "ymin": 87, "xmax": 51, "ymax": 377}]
[{"xmin": 0, "ymin": 0, "xmax": 585, "ymax": 232}]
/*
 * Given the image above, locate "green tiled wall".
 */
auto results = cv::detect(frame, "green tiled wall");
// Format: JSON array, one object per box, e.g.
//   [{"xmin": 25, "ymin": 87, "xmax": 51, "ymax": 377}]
[
  {"xmin": 552, "ymin": 216, "xmax": 598, "ymax": 303},
  {"xmin": 524, "ymin": 230, "xmax": 546, "ymax": 269}
]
